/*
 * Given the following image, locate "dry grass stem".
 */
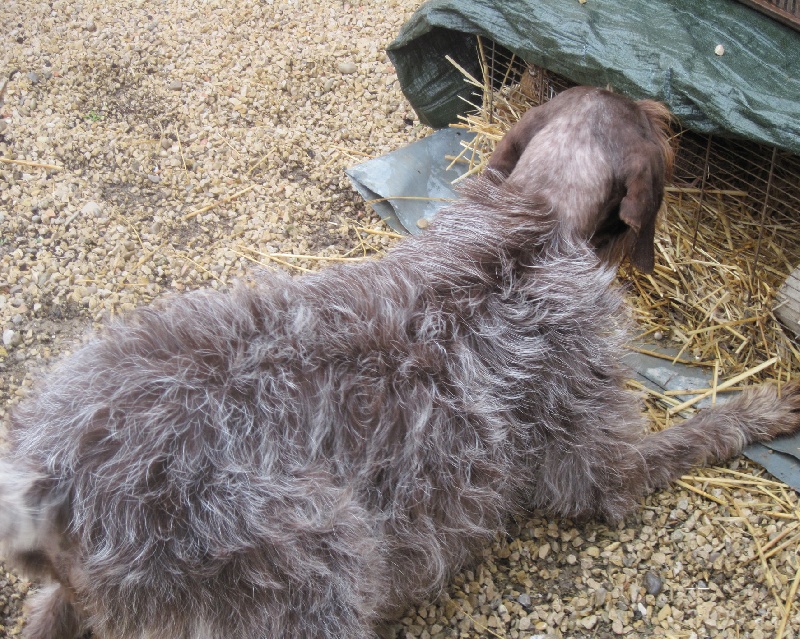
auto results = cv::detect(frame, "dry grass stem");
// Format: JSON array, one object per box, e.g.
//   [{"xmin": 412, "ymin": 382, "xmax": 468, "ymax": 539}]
[
  {"xmin": 0, "ymin": 157, "xmax": 63, "ymax": 170},
  {"xmin": 732, "ymin": 500, "xmax": 782, "ymax": 603},
  {"xmin": 183, "ymin": 184, "xmax": 258, "ymax": 220},
  {"xmin": 365, "ymin": 196, "xmax": 454, "ymax": 205},
  {"xmin": 445, "ymin": 55, "xmax": 484, "ymax": 90},
  {"xmin": 453, "ymin": 600, "xmax": 507, "ymax": 639},
  {"xmin": 266, "ymin": 253, "xmax": 369, "ymax": 263},
  {"xmin": 673, "ymin": 479, "xmax": 728, "ymax": 506},
  {"xmin": 175, "ymin": 129, "xmax": 188, "ymax": 173},
  {"xmin": 248, "ymin": 154, "xmax": 270, "ymax": 175},
  {"xmin": 354, "ymin": 226, "xmax": 404, "ymax": 240},
  {"xmin": 234, "ymin": 246, "xmax": 312, "ymax": 273},
  {"xmin": 777, "ymin": 564, "xmax": 800, "ymax": 639},
  {"xmin": 681, "ymin": 476, "xmax": 790, "ymax": 489},
  {"xmin": 625, "ymin": 345, "xmax": 714, "ymax": 367},
  {"xmin": 662, "ymin": 385, "xmax": 742, "ymax": 396},
  {"xmin": 762, "ymin": 532, "xmax": 800, "ymax": 561},
  {"xmin": 626, "ymin": 380, "xmax": 681, "ymax": 407},
  {"xmin": 667, "ymin": 357, "xmax": 779, "ymax": 415}
]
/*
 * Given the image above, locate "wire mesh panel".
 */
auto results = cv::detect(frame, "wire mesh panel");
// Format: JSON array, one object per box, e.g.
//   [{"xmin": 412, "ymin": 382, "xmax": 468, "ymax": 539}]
[
  {"xmin": 472, "ymin": 36, "xmax": 800, "ymax": 261},
  {"xmin": 467, "ymin": 35, "xmax": 800, "ymax": 377},
  {"xmin": 673, "ymin": 132, "xmax": 800, "ymax": 224}
]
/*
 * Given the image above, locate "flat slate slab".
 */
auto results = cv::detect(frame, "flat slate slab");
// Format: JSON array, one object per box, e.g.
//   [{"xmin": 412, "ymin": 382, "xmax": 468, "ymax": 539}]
[{"xmin": 346, "ymin": 127, "xmax": 475, "ymax": 234}]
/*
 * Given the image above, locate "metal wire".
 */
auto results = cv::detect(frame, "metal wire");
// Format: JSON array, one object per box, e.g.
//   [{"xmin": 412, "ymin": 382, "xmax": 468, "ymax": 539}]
[{"xmin": 477, "ymin": 46, "xmax": 800, "ymax": 277}]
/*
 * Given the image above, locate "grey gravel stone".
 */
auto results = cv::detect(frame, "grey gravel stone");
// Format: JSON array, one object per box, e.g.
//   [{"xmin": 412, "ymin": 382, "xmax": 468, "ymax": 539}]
[
  {"xmin": 594, "ymin": 587, "xmax": 608, "ymax": 607},
  {"xmin": 643, "ymin": 570, "xmax": 664, "ymax": 596}
]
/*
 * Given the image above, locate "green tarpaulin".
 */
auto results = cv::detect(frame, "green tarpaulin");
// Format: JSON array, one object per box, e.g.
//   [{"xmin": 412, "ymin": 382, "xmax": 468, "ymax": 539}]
[{"xmin": 387, "ymin": 0, "xmax": 800, "ymax": 154}]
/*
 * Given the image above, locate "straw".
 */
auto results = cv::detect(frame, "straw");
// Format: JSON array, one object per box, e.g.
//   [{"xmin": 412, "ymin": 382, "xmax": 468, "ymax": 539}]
[{"xmin": 667, "ymin": 357, "xmax": 779, "ymax": 415}]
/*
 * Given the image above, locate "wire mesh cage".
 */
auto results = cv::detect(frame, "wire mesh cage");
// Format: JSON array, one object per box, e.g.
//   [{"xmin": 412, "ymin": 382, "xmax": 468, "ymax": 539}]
[
  {"xmin": 473, "ymin": 39, "xmax": 800, "ymax": 229},
  {"xmin": 462, "ymin": 36, "xmax": 800, "ymax": 381}
]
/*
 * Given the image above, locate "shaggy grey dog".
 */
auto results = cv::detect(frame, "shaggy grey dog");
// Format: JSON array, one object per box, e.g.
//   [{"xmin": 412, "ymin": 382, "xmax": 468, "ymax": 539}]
[{"xmin": 1, "ymin": 87, "xmax": 799, "ymax": 639}]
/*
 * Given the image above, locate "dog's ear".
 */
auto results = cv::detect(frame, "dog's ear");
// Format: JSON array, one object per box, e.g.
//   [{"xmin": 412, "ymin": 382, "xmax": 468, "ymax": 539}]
[
  {"xmin": 618, "ymin": 153, "xmax": 664, "ymax": 273},
  {"xmin": 619, "ymin": 99, "xmax": 673, "ymax": 273}
]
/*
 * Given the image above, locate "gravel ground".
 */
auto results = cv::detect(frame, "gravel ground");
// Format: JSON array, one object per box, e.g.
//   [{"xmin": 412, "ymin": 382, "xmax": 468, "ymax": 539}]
[{"xmin": 1, "ymin": 1, "xmax": 799, "ymax": 638}]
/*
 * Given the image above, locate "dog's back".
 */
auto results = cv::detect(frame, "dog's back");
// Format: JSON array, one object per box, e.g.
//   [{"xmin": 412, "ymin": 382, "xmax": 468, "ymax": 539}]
[{"xmin": 2, "ymin": 87, "xmax": 799, "ymax": 639}]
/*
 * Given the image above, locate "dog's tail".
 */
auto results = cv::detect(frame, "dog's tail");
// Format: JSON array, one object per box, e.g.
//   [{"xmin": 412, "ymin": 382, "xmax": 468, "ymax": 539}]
[{"xmin": 637, "ymin": 381, "xmax": 800, "ymax": 491}]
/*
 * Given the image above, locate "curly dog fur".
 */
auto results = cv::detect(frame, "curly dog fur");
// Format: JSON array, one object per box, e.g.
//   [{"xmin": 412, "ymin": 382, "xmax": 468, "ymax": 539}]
[{"xmin": 1, "ymin": 87, "xmax": 799, "ymax": 639}]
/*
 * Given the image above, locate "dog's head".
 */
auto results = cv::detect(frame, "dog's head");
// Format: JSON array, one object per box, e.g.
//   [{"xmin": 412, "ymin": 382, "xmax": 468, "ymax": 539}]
[{"xmin": 489, "ymin": 86, "xmax": 673, "ymax": 273}]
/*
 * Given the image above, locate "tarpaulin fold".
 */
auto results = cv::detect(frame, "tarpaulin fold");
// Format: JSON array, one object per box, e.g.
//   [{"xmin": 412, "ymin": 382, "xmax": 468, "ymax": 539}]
[{"xmin": 387, "ymin": 0, "xmax": 800, "ymax": 154}]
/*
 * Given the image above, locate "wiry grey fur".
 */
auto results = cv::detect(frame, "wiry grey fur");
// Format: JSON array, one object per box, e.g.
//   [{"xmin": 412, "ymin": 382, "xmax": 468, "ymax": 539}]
[{"xmin": 1, "ymin": 89, "xmax": 800, "ymax": 639}]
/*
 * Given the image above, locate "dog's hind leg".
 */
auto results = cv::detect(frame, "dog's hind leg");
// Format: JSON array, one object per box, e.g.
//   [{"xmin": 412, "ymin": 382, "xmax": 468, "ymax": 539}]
[{"xmin": 22, "ymin": 583, "xmax": 84, "ymax": 639}]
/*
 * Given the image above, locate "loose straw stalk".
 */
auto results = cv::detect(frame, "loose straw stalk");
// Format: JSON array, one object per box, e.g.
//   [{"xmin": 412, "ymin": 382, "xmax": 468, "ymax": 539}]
[
  {"xmin": 777, "ymin": 563, "xmax": 800, "ymax": 639},
  {"xmin": 183, "ymin": 184, "xmax": 257, "ymax": 220},
  {"xmin": 0, "ymin": 157, "xmax": 62, "ymax": 170},
  {"xmin": 668, "ymin": 357, "xmax": 778, "ymax": 415}
]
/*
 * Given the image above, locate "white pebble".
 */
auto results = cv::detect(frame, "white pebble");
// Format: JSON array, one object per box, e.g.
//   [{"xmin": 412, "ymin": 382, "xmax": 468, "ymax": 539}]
[
  {"xmin": 337, "ymin": 60, "xmax": 357, "ymax": 74},
  {"xmin": 581, "ymin": 615, "xmax": 598, "ymax": 629},
  {"xmin": 81, "ymin": 201, "xmax": 103, "ymax": 216}
]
